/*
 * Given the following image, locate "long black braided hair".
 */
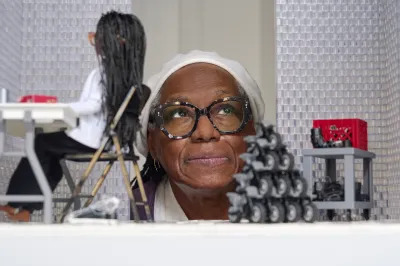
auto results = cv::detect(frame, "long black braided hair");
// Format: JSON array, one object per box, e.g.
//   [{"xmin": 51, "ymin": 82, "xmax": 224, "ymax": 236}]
[{"xmin": 95, "ymin": 11, "xmax": 149, "ymax": 147}]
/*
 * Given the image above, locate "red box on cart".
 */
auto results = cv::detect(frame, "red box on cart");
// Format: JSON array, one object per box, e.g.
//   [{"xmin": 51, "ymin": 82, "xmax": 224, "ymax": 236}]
[{"xmin": 312, "ymin": 119, "xmax": 368, "ymax": 151}]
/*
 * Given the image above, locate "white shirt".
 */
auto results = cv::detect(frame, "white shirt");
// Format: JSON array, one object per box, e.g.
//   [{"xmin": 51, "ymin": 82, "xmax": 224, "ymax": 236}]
[
  {"xmin": 66, "ymin": 68, "xmax": 106, "ymax": 149},
  {"xmin": 154, "ymin": 177, "xmax": 188, "ymax": 222}
]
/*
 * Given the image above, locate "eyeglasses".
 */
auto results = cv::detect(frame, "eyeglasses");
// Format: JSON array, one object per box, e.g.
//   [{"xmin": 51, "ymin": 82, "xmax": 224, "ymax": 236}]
[
  {"xmin": 88, "ymin": 32, "xmax": 96, "ymax": 46},
  {"xmin": 153, "ymin": 96, "xmax": 252, "ymax": 139}
]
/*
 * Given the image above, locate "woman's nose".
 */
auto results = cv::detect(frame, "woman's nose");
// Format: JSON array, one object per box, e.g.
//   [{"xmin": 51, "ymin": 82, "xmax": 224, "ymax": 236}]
[{"xmin": 190, "ymin": 115, "xmax": 220, "ymax": 142}]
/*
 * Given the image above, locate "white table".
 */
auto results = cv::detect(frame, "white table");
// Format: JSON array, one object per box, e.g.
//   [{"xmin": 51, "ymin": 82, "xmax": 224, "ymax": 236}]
[
  {"xmin": 0, "ymin": 103, "xmax": 78, "ymax": 223},
  {"xmin": 0, "ymin": 222, "xmax": 399, "ymax": 266}
]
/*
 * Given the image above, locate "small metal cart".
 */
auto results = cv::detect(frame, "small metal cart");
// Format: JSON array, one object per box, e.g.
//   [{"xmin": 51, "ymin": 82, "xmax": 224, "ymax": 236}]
[{"xmin": 302, "ymin": 148, "xmax": 375, "ymax": 220}]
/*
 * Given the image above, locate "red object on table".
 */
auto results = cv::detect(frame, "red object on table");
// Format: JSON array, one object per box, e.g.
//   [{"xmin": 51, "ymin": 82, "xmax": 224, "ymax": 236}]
[
  {"xmin": 19, "ymin": 95, "xmax": 58, "ymax": 103},
  {"xmin": 312, "ymin": 119, "xmax": 368, "ymax": 151}
]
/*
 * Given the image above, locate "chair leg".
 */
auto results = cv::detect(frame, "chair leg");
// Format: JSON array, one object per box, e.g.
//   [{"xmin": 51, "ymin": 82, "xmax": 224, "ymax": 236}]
[
  {"xmin": 111, "ymin": 135, "xmax": 140, "ymax": 221},
  {"xmin": 59, "ymin": 141, "xmax": 107, "ymax": 222},
  {"xmin": 60, "ymin": 160, "xmax": 81, "ymax": 210},
  {"xmin": 83, "ymin": 161, "xmax": 114, "ymax": 208},
  {"xmin": 132, "ymin": 161, "xmax": 153, "ymax": 221}
]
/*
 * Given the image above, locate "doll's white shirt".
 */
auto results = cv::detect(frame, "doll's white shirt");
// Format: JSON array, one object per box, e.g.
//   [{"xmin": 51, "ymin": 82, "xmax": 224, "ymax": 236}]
[{"xmin": 66, "ymin": 68, "xmax": 106, "ymax": 149}]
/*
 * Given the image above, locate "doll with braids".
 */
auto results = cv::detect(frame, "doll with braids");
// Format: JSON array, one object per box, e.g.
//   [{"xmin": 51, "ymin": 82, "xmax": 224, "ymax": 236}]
[
  {"xmin": 95, "ymin": 11, "xmax": 149, "ymax": 147},
  {"xmin": 0, "ymin": 10, "xmax": 149, "ymax": 221}
]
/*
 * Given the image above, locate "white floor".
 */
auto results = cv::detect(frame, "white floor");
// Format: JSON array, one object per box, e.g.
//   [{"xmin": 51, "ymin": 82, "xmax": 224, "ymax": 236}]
[{"xmin": 1, "ymin": 221, "xmax": 400, "ymax": 266}]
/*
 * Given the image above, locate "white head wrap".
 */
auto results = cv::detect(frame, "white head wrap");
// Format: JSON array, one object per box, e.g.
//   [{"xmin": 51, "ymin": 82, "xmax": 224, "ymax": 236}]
[{"xmin": 136, "ymin": 50, "xmax": 265, "ymax": 156}]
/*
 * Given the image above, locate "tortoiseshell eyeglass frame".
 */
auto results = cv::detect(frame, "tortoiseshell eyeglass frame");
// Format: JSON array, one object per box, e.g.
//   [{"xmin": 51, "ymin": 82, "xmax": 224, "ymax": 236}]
[{"xmin": 152, "ymin": 96, "xmax": 252, "ymax": 139}]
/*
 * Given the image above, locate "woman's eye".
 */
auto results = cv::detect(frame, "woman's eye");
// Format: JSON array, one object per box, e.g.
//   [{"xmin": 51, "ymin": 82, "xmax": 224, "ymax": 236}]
[
  {"xmin": 217, "ymin": 105, "xmax": 235, "ymax": 115},
  {"xmin": 171, "ymin": 108, "xmax": 188, "ymax": 118}
]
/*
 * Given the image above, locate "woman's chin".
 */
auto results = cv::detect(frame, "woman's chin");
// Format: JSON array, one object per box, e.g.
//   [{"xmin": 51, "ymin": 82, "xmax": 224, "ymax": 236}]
[
  {"xmin": 176, "ymin": 161, "xmax": 237, "ymax": 190},
  {"xmin": 183, "ymin": 159, "xmax": 234, "ymax": 173},
  {"xmin": 181, "ymin": 173, "xmax": 235, "ymax": 190}
]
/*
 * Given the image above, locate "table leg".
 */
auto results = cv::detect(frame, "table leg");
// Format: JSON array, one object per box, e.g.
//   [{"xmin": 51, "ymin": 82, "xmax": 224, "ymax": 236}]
[
  {"xmin": 0, "ymin": 111, "xmax": 5, "ymax": 155},
  {"xmin": 344, "ymin": 155, "xmax": 355, "ymax": 208},
  {"xmin": 24, "ymin": 113, "xmax": 52, "ymax": 224},
  {"xmin": 303, "ymin": 155, "xmax": 313, "ymax": 197},
  {"xmin": 364, "ymin": 158, "xmax": 374, "ymax": 204}
]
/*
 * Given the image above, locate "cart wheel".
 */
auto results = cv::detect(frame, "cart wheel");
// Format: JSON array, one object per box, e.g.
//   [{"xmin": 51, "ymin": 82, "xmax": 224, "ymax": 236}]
[
  {"xmin": 286, "ymin": 201, "xmax": 302, "ymax": 222},
  {"xmin": 362, "ymin": 209, "xmax": 370, "ymax": 221},
  {"xmin": 276, "ymin": 175, "xmax": 290, "ymax": 197},
  {"xmin": 228, "ymin": 212, "xmax": 242, "ymax": 223},
  {"xmin": 269, "ymin": 202, "xmax": 285, "ymax": 223},
  {"xmin": 250, "ymin": 202, "xmax": 267, "ymax": 223},
  {"xmin": 264, "ymin": 151, "xmax": 279, "ymax": 171},
  {"xmin": 259, "ymin": 176, "xmax": 273, "ymax": 196},
  {"xmin": 327, "ymin": 209, "xmax": 335, "ymax": 221},
  {"xmin": 302, "ymin": 203, "xmax": 318, "ymax": 223},
  {"xmin": 250, "ymin": 145, "xmax": 260, "ymax": 157},
  {"xmin": 278, "ymin": 152, "xmax": 294, "ymax": 171},
  {"xmin": 268, "ymin": 132, "xmax": 282, "ymax": 150},
  {"xmin": 290, "ymin": 177, "xmax": 308, "ymax": 197}
]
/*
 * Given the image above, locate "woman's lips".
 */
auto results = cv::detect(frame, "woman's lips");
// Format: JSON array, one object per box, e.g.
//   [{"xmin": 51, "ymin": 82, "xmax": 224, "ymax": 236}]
[{"xmin": 186, "ymin": 156, "xmax": 229, "ymax": 167}]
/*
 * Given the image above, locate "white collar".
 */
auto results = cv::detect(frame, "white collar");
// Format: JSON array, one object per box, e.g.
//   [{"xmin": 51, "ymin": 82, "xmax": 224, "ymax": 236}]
[{"xmin": 154, "ymin": 177, "xmax": 188, "ymax": 222}]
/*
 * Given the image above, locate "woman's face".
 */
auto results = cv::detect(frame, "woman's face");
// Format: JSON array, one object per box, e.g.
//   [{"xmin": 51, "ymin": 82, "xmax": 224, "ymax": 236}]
[{"xmin": 148, "ymin": 63, "xmax": 255, "ymax": 190}]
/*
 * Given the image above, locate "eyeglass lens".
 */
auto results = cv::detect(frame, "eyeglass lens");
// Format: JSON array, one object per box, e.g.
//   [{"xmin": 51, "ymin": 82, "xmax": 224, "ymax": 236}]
[{"xmin": 161, "ymin": 100, "xmax": 245, "ymax": 137}]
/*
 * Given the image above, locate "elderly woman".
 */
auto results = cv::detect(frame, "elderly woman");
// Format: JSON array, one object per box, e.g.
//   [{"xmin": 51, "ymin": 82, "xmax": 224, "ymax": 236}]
[{"xmin": 135, "ymin": 50, "xmax": 265, "ymax": 221}]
